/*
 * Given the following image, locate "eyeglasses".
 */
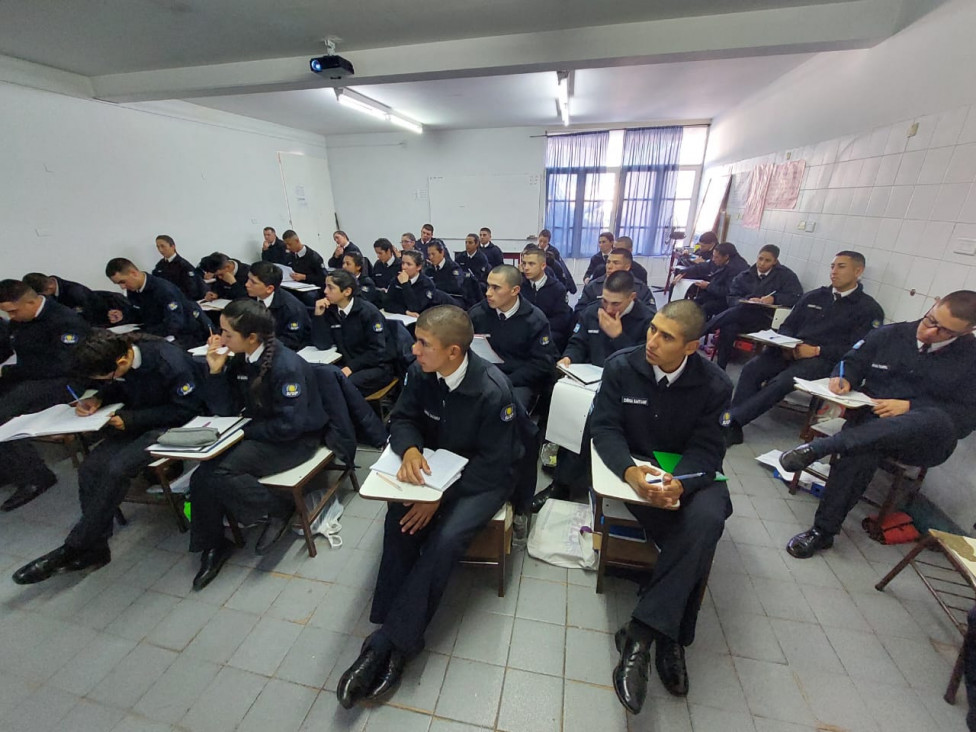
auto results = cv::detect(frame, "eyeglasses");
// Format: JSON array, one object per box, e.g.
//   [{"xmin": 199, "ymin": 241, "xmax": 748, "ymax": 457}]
[{"xmin": 921, "ymin": 309, "xmax": 974, "ymax": 338}]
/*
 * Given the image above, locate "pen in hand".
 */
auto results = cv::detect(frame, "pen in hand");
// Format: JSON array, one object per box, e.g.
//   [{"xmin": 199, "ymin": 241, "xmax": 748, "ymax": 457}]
[
  {"xmin": 66, "ymin": 385, "xmax": 81, "ymax": 404},
  {"xmin": 645, "ymin": 471, "xmax": 707, "ymax": 485}
]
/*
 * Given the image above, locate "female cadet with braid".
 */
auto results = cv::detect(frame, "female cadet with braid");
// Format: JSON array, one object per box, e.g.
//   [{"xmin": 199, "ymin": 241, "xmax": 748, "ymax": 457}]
[{"xmin": 189, "ymin": 299, "xmax": 327, "ymax": 590}]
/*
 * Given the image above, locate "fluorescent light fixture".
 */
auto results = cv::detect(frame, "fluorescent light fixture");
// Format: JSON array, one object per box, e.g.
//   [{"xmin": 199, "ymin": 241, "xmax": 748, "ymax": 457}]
[
  {"xmin": 556, "ymin": 71, "xmax": 572, "ymax": 127},
  {"xmin": 334, "ymin": 88, "xmax": 423, "ymax": 133}
]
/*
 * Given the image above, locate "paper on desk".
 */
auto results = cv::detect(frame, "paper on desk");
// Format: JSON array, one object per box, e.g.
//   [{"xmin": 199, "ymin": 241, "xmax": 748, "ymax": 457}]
[
  {"xmin": 199, "ymin": 298, "xmax": 231, "ymax": 311},
  {"xmin": 793, "ymin": 377, "xmax": 876, "ymax": 408},
  {"xmin": 546, "ymin": 379, "xmax": 598, "ymax": 454},
  {"xmin": 297, "ymin": 346, "xmax": 342, "ymax": 365},
  {"xmin": 108, "ymin": 324, "xmax": 141, "ymax": 334},
  {"xmin": 0, "ymin": 402, "xmax": 124, "ymax": 442},
  {"xmin": 280, "ymin": 280, "xmax": 320, "ymax": 292},
  {"xmin": 590, "ymin": 445, "xmax": 665, "ymax": 506},
  {"xmin": 746, "ymin": 329, "xmax": 802, "ymax": 348},
  {"xmin": 557, "ymin": 362, "xmax": 603, "ymax": 385},
  {"xmin": 381, "ymin": 311, "xmax": 418, "ymax": 325},
  {"xmin": 370, "ymin": 443, "xmax": 468, "ymax": 493},
  {"xmin": 470, "ymin": 334, "xmax": 504, "ymax": 364}
]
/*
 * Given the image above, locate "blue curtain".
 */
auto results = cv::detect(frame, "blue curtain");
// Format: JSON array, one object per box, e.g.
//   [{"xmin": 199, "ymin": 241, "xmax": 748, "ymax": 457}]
[
  {"xmin": 544, "ymin": 131, "xmax": 609, "ymax": 257},
  {"xmin": 619, "ymin": 126, "xmax": 683, "ymax": 255}
]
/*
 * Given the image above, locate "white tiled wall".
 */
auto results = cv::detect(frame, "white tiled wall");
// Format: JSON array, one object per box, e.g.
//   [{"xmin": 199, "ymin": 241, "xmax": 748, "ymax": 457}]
[{"xmin": 708, "ymin": 103, "xmax": 976, "ymax": 528}]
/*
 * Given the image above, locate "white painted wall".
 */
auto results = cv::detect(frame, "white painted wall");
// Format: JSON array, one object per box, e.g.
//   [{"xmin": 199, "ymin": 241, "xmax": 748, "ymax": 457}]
[
  {"xmin": 0, "ymin": 79, "xmax": 334, "ymax": 290},
  {"xmin": 325, "ymin": 127, "xmax": 546, "ymax": 253},
  {"xmin": 702, "ymin": 0, "xmax": 976, "ymax": 525}
]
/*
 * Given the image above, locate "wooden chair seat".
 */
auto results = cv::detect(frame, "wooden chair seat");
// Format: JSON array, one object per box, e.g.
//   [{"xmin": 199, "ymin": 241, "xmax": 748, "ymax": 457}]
[
  {"xmin": 593, "ymin": 495, "xmax": 659, "ymax": 594},
  {"xmin": 364, "ymin": 378, "xmax": 399, "ymax": 422},
  {"xmin": 461, "ymin": 502, "xmax": 513, "ymax": 597}
]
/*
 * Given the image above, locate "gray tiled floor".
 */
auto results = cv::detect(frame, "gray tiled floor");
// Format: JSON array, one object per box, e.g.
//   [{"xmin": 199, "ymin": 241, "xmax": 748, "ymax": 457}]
[{"xmin": 0, "ymin": 402, "xmax": 969, "ymax": 731}]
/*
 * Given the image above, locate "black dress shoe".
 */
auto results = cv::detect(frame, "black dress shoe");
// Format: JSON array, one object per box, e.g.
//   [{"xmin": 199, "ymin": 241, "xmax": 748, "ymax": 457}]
[
  {"xmin": 192, "ymin": 539, "xmax": 236, "ymax": 591},
  {"xmin": 722, "ymin": 422, "xmax": 744, "ymax": 448},
  {"xmin": 613, "ymin": 626, "xmax": 652, "ymax": 714},
  {"xmin": 1, "ymin": 472, "xmax": 57, "ymax": 512},
  {"xmin": 654, "ymin": 635, "xmax": 689, "ymax": 696},
  {"xmin": 65, "ymin": 543, "xmax": 111, "ymax": 573},
  {"xmin": 337, "ymin": 647, "xmax": 388, "ymax": 709},
  {"xmin": 12, "ymin": 545, "xmax": 75, "ymax": 584},
  {"xmin": 779, "ymin": 444, "xmax": 818, "ymax": 473},
  {"xmin": 255, "ymin": 514, "xmax": 293, "ymax": 555},
  {"xmin": 786, "ymin": 527, "xmax": 834, "ymax": 559},
  {"xmin": 531, "ymin": 482, "xmax": 569, "ymax": 514},
  {"xmin": 365, "ymin": 649, "xmax": 406, "ymax": 702}
]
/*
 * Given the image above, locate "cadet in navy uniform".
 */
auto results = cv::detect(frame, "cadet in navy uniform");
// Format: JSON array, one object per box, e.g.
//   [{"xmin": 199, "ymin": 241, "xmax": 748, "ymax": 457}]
[
  {"xmin": 245, "ymin": 261, "xmax": 311, "ymax": 350},
  {"xmin": 722, "ymin": 252, "xmax": 884, "ymax": 446},
  {"xmin": 12, "ymin": 331, "xmax": 204, "ymax": 584},
  {"xmin": 686, "ymin": 242, "xmax": 749, "ymax": 317},
  {"xmin": 190, "ymin": 300, "xmax": 328, "ymax": 589},
  {"xmin": 589, "ymin": 236, "xmax": 648, "ymax": 285},
  {"xmin": 311, "ymin": 270, "xmax": 395, "ymax": 395},
  {"xmin": 152, "ymin": 234, "xmax": 207, "ymax": 301},
  {"xmin": 537, "ymin": 229, "xmax": 577, "ymax": 295},
  {"xmin": 0, "ymin": 280, "xmax": 90, "ymax": 511},
  {"xmin": 336, "ymin": 305, "xmax": 523, "ymax": 708},
  {"xmin": 479, "ymin": 227, "xmax": 505, "ymax": 268},
  {"xmin": 371, "ymin": 238, "xmax": 401, "ymax": 293},
  {"xmin": 575, "ymin": 248, "xmax": 656, "ymax": 315},
  {"xmin": 385, "ymin": 251, "xmax": 450, "ymax": 316},
  {"xmin": 468, "ymin": 264, "xmax": 556, "ymax": 408},
  {"xmin": 583, "ymin": 231, "xmax": 615, "ymax": 283},
  {"xmin": 105, "ymin": 258, "xmax": 211, "ymax": 348},
  {"xmin": 424, "ymin": 241, "xmax": 465, "ymax": 299},
  {"xmin": 417, "ymin": 224, "xmax": 442, "ymax": 261},
  {"xmin": 22, "ymin": 272, "xmax": 105, "ymax": 325},
  {"xmin": 198, "ymin": 252, "xmax": 250, "ymax": 301},
  {"xmin": 342, "ymin": 250, "xmax": 383, "ymax": 308},
  {"xmin": 520, "ymin": 246, "xmax": 573, "ymax": 351},
  {"xmin": 261, "ymin": 226, "xmax": 291, "ymax": 265},
  {"xmin": 590, "ymin": 300, "xmax": 732, "ymax": 715},
  {"xmin": 455, "ymin": 232, "xmax": 491, "ymax": 285},
  {"xmin": 703, "ymin": 244, "xmax": 804, "ymax": 369},
  {"xmin": 282, "ymin": 229, "xmax": 327, "ymax": 288},
  {"xmin": 782, "ymin": 291, "xmax": 976, "ymax": 559},
  {"xmin": 328, "ymin": 230, "xmax": 368, "ymax": 275},
  {"xmin": 532, "ymin": 271, "xmax": 655, "ymax": 513}
]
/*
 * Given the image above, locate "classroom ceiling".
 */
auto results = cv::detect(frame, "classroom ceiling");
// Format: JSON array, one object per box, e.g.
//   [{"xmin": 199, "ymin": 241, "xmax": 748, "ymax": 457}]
[{"xmin": 0, "ymin": 0, "xmax": 937, "ymax": 135}]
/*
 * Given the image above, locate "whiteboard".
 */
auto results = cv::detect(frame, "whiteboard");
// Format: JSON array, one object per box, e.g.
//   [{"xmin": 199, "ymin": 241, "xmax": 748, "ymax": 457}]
[{"xmin": 428, "ymin": 174, "xmax": 542, "ymax": 241}]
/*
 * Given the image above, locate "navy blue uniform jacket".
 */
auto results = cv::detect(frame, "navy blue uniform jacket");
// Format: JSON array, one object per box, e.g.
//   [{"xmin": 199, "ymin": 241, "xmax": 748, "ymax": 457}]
[
  {"xmin": 371, "ymin": 258, "xmax": 401, "ymax": 292},
  {"xmin": 262, "ymin": 238, "xmax": 290, "ymax": 265},
  {"xmin": 153, "ymin": 254, "xmax": 207, "ymax": 301},
  {"xmin": 311, "ymin": 298, "xmax": 392, "ymax": 373},
  {"xmin": 468, "ymin": 297, "xmax": 556, "ymax": 390},
  {"xmin": 390, "ymin": 353, "xmax": 522, "ymax": 499},
  {"xmin": 125, "ymin": 274, "xmax": 211, "ymax": 342},
  {"xmin": 51, "ymin": 276, "xmax": 104, "ymax": 324},
  {"xmin": 455, "ymin": 249, "xmax": 491, "ymax": 284},
  {"xmin": 521, "ymin": 276, "xmax": 573, "ymax": 347},
  {"xmin": 779, "ymin": 283, "xmax": 884, "ymax": 363},
  {"xmin": 831, "ymin": 321, "xmax": 976, "ymax": 440},
  {"xmin": 575, "ymin": 275, "xmax": 656, "ymax": 315},
  {"xmin": 385, "ymin": 273, "xmax": 452, "ymax": 315},
  {"xmin": 564, "ymin": 300, "xmax": 654, "ymax": 367},
  {"xmin": 726, "ymin": 263, "xmax": 803, "ymax": 308},
  {"xmin": 266, "ymin": 289, "xmax": 311, "ymax": 350},
  {"xmin": 290, "ymin": 247, "xmax": 328, "ymax": 288},
  {"xmin": 590, "ymin": 348, "xmax": 732, "ymax": 498},
  {"xmin": 4, "ymin": 298, "xmax": 90, "ymax": 381}
]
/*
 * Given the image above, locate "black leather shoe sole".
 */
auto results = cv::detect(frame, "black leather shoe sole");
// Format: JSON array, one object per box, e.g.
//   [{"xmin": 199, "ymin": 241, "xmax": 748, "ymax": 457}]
[{"xmin": 1, "ymin": 474, "xmax": 57, "ymax": 512}]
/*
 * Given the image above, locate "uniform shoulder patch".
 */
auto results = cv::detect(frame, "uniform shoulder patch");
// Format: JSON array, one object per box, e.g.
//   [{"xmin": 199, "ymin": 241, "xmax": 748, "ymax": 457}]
[
  {"xmin": 167, "ymin": 301, "xmax": 179, "ymax": 311},
  {"xmin": 500, "ymin": 403, "xmax": 516, "ymax": 422},
  {"xmin": 573, "ymin": 323, "xmax": 581, "ymax": 333},
  {"xmin": 60, "ymin": 333, "xmax": 79, "ymax": 344},
  {"xmin": 426, "ymin": 290, "xmax": 433, "ymax": 299},
  {"xmin": 540, "ymin": 335, "xmax": 551, "ymax": 346},
  {"xmin": 720, "ymin": 411, "xmax": 731, "ymax": 427},
  {"xmin": 372, "ymin": 321, "xmax": 384, "ymax": 332},
  {"xmin": 452, "ymin": 269, "xmax": 459, "ymax": 276},
  {"xmin": 282, "ymin": 382, "xmax": 302, "ymax": 398},
  {"xmin": 871, "ymin": 319, "xmax": 881, "ymax": 328},
  {"xmin": 852, "ymin": 339, "xmax": 864, "ymax": 350},
  {"xmin": 287, "ymin": 321, "xmax": 300, "ymax": 331},
  {"xmin": 178, "ymin": 382, "xmax": 195, "ymax": 396}
]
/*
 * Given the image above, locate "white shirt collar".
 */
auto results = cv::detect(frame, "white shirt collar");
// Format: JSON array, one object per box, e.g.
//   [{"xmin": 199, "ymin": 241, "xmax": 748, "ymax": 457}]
[
  {"xmin": 130, "ymin": 345, "xmax": 142, "ymax": 370},
  {"xmin": 653, "ymin": 356, "xmax": 688, "ymax": 386},
  {"xmin": 439, "ymin": 353, "xmax": 469, "ymax": 392},
  {"xmin": 35, "ymin": 297, "xmax": 47, "ymax": 318},
  {"xmin": 532, "ymin": 274, "xmax": 547, "ymax": 290},
  {"xmin": 435, "ymin": 259, "xmax": 445, "ymax": 270},
  {"xmin": 246, "ymin": 343, "xmax": 265, "ymax": 364},
  {"xmin": 497, "ymin": 298, "xmax": 520, "ymax": 320},
  {"xmin": 165, "ymin": 253, "xmax": 177, "ymax": 263},
  {"xmin": 295, "ymin": 247, "xmax": 307, "ymax": 258},
  {"xmin": 260, "ymin": 293, "xmax": 274, "ymax": 308},
  {"xmin": 832, "ymin": 285, "xmax": 856, "ymax": 298},
  {"xmin": 409, "ymin": 274, "xmax": 420, "ymax": 285},
  {"xmin": 137, "ymin": 273, "xmax": 148, "ymax": 293},
  {"xmin": 229, "ymin": 261, "xmax": 238, "ymax": 276},
  {"xmin": 340, "ymin": 297, "xmax": 355, "ymax": 317},
  {"xmin": 620, "ymin": 300, "xmax": 635, "ymax": 317},
  {"xmin": 917, "ymin": 337, "xmax": 957, "ymax": 353}
]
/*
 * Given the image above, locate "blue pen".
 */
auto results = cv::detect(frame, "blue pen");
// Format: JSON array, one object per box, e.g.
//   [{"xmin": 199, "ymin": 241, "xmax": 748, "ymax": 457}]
[
  {"xmin": 645, "ymin": 471, "xmax": 707, "ymax": 485},
  {"xmin": 66, "ymin": 385, "xmax": 81, "ymax": 403},
  {"xmin": 838, "ymin": 360, "xmax": 845, "ymax": 382}
]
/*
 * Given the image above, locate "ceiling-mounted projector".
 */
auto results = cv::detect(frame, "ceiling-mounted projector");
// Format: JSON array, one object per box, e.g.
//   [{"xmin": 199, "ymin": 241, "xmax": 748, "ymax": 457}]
[{"xmin": 310, "ymin": 55, "xmax": 354, "ymax": 79}]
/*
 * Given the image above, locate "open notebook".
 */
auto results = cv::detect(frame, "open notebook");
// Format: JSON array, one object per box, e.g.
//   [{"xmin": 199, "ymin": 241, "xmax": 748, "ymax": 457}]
[
  {"xmin": 369, "ymin": 443, "xmax": 468, "ymax": 493},
  {"xmin": 0, "ymin": 402, "xmax": 123, "ymax": 442}
]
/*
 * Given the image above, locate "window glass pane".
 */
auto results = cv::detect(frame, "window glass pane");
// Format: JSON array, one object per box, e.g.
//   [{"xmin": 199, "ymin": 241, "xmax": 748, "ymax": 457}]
[
  {"xmin": 606, "ymin": 130, "xmax": 625, "ymax": 168},
  {"xmin": 672, "ymin": 200, "xmax": 691, "ymax": 228},
  {"xmin": 678, "ymin": 126, "xmax": 708, "ymax": 166},
  {"xmin": 674, "ymin": 170, "xmax": 696, "ymax": 199}
]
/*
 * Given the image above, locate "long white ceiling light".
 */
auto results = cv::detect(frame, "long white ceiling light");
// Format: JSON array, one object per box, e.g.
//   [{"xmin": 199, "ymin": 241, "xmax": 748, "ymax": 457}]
[
  {"xmin": 334, "ymin": 87, "xmax": 423, "ymax": 134},
  {"xmin": 556, "ymin": 70, "xmax": 572, "ymax": 126}
]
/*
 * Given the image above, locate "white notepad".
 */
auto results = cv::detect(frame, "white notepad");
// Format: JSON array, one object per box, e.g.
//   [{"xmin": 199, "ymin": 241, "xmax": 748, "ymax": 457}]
[
  {"xmin": 0, "ymin": 402, "xmax": 124, "ymax": 443},
  {"xmin": 793, "ymin": 377, "xmax": 876, "ymax": 408},
  {"xmin": 746, "ymin": 329, "xmax": 802, "ymax": 348},
  {"xmin": 297, "ymin": 346, "xmax": 342, "ymax": 365},
  {"xmin": 369, "ymin": 443, "xmax": 468, "ymax": 493}
]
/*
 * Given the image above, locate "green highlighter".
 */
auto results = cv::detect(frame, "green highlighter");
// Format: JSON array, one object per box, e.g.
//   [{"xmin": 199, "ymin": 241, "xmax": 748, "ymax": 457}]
[{"xmin": 652, "ymin": 451, "xmax": 727, "ymax": 482}]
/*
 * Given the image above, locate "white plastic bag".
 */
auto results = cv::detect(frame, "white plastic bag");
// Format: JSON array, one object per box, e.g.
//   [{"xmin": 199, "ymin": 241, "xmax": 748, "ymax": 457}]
[
  {"xmin": 527, "ymin": 498, "xmax": 598, "ymax": 570},
  {"xmin": 292, "ymin": 493, "xmax": 344, "ymax": 548}
]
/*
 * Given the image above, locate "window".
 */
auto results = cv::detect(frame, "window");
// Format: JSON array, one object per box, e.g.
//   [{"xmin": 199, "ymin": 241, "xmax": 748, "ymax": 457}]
[{"xmin": 544, "ymin": 126, "xmax": 706, "ymax": 257}]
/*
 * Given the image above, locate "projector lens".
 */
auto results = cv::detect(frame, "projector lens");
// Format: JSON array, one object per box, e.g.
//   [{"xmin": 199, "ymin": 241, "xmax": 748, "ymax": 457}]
[{"xmin": 310, "ymin": 59, "xmax": 322, "ymax": 72}]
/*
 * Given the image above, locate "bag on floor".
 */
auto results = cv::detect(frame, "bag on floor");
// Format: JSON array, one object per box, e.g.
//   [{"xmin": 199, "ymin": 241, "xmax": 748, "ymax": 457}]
[
  {"xmin": 291, "ymin": 493, "xmax": 344, "ymax": 548},
  {"xmin": 527, "ymin": 498, "xmax": 597, "ymax": 570},
  {"xmin": 863, "ymin": 511, "xmax": 920, "ymax": 544}
]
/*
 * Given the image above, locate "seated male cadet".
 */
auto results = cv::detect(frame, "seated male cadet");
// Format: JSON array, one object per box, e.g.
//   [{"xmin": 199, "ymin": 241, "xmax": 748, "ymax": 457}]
[
  {"xmin": 0, "ymin": 280, "xmax": 90, "ymax": 511},
  {"xmin": 468, "ymin": 264, "xmax": 557, "ymax": 409},
  {"xmin": 198, "ymin": 252, "xmax": 250, "ymax": 301},
  {"xmin": 590, "ymin": 235, "xmax": 648, "ymax": 285},
  {"xmin": 13, "ymin": 330, "xmax": 204, "ymax": 583},
  {"xmin": 22, "ymin": 271, "xmax": 104, "ymax": 325},
  {"xmin": 721, "ymin": 251, "xmax": 884, "ymax": 446},
  {"xmin": 702, "ymin": 244, "xmax": 803, "ymax": 369},
  {"xmin": 152, "ymin": 234, "xmax": 207, "ymax": 301},
  {"xmin": 686, "ymin": 242, "xmax": 749, "ymax": 318},
  {"xmin": 479, "ymin": 227, "xmax": 505, "ymax": 268},
  {"xmin": 520, "ymin": 245, "xmax": 573, "ymax": 352},
  {"xmin": 336, "ymin": 305, "xmax": 523, "ymax": 708},
  {"xmin": 417, "ymin": 224, "xmax": 443, "ymax": 260},
  {"xmin": 371, "ymin": 238, "xmax": 402, "ymax": 293},
  {"xmin": 589, "ymin": 300, "xmax": 732, "ymax": 714},
  {"xmin": 454, "ymin": 232, "xmax": 491, "ymax": 285},
  {"xmin": 575, "ymin": 248, "xmax": 656, "ymax": 314},
  {"xmin": 532, "ymin": 270, "xmax": 655, "ymax": 512},
  {"xmin": 385, "ymin": 250, "xmax": 450, "ymax": 316},
  {"xmin": 341, "ymin": 250, "xmax": 383, "ymax": 308},
  {"xmin": 583, "ymin": 231, "xmax": 615, "ymax": 284},
  {"xmin": 244, "ymin": 261, "xmax": 311, "ymax": 350},
  {"xmin": 781, "ymin": 291, "xmax": 976, "ymax": 559},
  {"xmin": 105, "ymin": 258, "xmax": 212, "ymax": 348},
  {"xmin": 311, "ymin": 269, "xmax": 395, "ymax": 395},
  {"xmin": 537, "ymin": 228, "xmax": 577, "ymax": 295},
  {"xmin": 282, "ymin": 229, "xmax": 328, "ymax": 288},
  {"xmin": 260, "ymin": 225, "xmax": 290, "ymax": 265},
  {"xmin": 424, "ymin": 240, "xmax": 465, "ymax": 298}
]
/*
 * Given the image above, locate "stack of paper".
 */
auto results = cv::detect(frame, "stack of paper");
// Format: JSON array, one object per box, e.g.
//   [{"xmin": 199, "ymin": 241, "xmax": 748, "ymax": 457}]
[
  {"xmin": 557, "ymin": 362, "xmax": 603, "ymax": 386},
  {"xmin": 297, "ymin": 346, "xmax": 342, "ymax": 365},
  {"xmin": 746, "ymin": 329, "xmax": 802, "ymax": 348},
  {"xmin": 199, "ymin": 298, "xmax": 231, "ymax": 311},
  {"xmin": 381, "ymin": 312, "xmax": 418, "ymax": 325},
  {"xmin": 370, "ymin": 444, "xmax": 468, "ymax": 493},
  {"xmin": 107, "ymin": 324, "xmax": 141, "ymax": 335},
  {"xmin": 471, "ymin": 334, "xmax": 504, "ymax": 364},
  {"xmin": 546, "ymin": 379, "xmax": 599, "ymax": 454},
  {"xmin": 0, "ymin": 402, "xmax": 124, "ymax": 442},
  {"xmin": 275, "ymin": 263, "xmax": 320, "ymax": 292},
  {"xmin": 793, "ymin": 377, "xmax": 876, "ymax": 408}
]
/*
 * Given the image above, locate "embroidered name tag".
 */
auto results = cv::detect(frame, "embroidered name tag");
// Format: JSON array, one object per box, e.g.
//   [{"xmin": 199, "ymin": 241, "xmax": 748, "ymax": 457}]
[
  {"xmin": 807, "ymin": 304, "xmax": 822, "ymax": 310},
  {"xmin": 870, "ymin": 363, "xmax": 889, "ymax": 370},
  {"xmin": 621, "ymin": 396, "xmax": 649, "ymax": 406},
  {"xmin": 423, "ymin": 409, "xmax": 441, "ymax": 421}
]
